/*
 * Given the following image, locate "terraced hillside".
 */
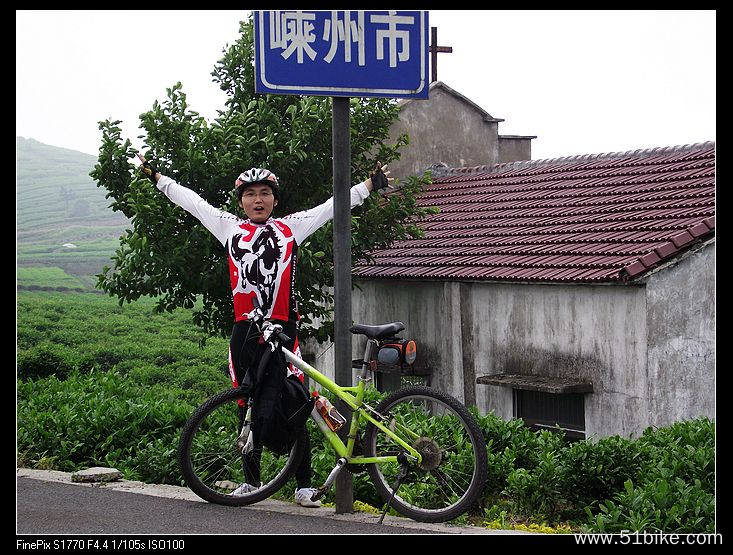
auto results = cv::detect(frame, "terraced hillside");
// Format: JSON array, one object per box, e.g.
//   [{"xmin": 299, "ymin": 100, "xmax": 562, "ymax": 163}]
[{"xmin": 17, "ymin": 137, "xmax": 130, "ymax": 286}]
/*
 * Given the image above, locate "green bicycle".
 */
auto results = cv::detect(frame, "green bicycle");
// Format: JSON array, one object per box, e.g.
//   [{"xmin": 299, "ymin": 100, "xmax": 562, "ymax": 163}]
[{"xmin": 178, "ymin": 303, "xmax": 488, "ymax": 523}]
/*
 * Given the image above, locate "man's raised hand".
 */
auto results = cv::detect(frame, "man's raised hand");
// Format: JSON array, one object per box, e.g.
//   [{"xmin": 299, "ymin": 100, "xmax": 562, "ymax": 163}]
[
  {"xmin": 369, "ymin": 161, "xmax": 394, "ymax": 192},
  {"xmin": 136, "ymin": 153, "xmax": 160, "ymax": 184}
]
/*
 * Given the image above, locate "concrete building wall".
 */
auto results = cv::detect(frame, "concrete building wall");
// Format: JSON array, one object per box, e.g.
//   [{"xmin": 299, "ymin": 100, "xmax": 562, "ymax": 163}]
[
  {"xmin": 349, "ymin": 281, "xmax": 467, "ymax": 397},
  {"xmin": 644, "ymin": 240, "xmax": 716, "ymax": 427},
  {"xmin": 386, "ymin": 86, "xmax": 499, "ymax": 180},
  {"xmin": 343, "ymin": 279, "xmax": 651, "ymax": 438},
  {"xmin": 498, "ymin": 136, "xmax": 533, "ymax": 163},
  {"xmin": 303, "ymin": 244, "xmax": 715, "ymax": 439},
  {"xmin": 465, "ymin": 282, "xmax": 649, "ymax": 439}
]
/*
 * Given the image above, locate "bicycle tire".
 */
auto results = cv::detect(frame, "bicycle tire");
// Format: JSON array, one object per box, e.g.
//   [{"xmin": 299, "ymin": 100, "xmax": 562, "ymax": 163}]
[
  {"xmin": 363, "ymin": 385, "xmax": 488, "ymax": 522},
  {"xmin": 178, "ymin": 387, "xmax": 306, "ymax": 506}
]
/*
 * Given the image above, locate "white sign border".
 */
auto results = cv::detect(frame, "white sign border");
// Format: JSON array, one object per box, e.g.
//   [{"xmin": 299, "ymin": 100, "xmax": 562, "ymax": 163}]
[{"xmin": 256, "ymin": 10, "xmax": 428, "ymax": 96}]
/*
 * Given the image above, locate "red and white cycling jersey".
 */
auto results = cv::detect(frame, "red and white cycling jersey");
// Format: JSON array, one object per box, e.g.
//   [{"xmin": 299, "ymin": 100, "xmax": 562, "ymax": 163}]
[
  {"xmin": 156, "ymin": 174, "xmax": 370, "ymax": 324},
  {"xmin": 157, "ymin": 175, "xmax": 369, "ymax": 382}
]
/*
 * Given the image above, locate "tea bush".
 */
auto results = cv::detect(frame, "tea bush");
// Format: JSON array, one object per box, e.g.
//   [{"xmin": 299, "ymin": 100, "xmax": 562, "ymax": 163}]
[
  {"xmin": 17, "ymin": 369, "xmax": 192, "ymax": 484},
  {"xmin": 473, "ymin": 411, "xmax": 715, "ymax": 532},
  {"xmin": 559, "ymin": 434, "xmax": 648, "ymax": 510},
  {"xmin": 476, "ymin": 410, "xmax": 568, "ymax": 505},
  {"xmin": 504, "ymin": 450, "xmax": 565, "ymax": 519},
  {"xmin": 17, "ymin": 291, "xmax": 231, "ymax": 401},
  {"xmin": 586, "ymin": 477, "xmax": 714, "ymax": 533},
  {"xmin": 17, "ymin": 341, "xmax": 81, "ymax": 380},
  {"xmin": 582, "ymin": 418, "xmax": 716, "ymax": 533},
  {"xmin": 16, "ymin": 291, "xmax": 715, "ymax": 532}
]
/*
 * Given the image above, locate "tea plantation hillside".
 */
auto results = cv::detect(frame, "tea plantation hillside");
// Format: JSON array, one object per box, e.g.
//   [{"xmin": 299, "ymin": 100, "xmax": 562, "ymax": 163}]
[{"xmin": 17, "ymin": 137, "xmax": 130, "ymax": 281}]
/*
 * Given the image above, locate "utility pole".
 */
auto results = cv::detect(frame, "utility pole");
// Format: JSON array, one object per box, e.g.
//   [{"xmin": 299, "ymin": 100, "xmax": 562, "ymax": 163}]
[{"xmin": 331, "ymin": 96, "xmax": 354, "ymax": 514}]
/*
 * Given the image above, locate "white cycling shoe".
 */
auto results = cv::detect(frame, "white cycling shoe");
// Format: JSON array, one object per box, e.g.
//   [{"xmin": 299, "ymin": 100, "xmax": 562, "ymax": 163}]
[
  {"xmin": 229, "ymin": 482, "xmax": 258, "ymax": 496},
  {"xmin": 295, "ymin": 487, "xmax": 322, "ymax": 507}
]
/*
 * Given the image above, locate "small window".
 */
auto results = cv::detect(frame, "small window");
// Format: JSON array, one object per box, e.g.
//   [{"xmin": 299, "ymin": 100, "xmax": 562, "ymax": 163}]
[
  {"xmin": 514, "ymin": 389, "xmax": 585, "ymax": 440},
  {"xmin": 374, "ymin": 372, "xmax": 429, "ymax": 393}
]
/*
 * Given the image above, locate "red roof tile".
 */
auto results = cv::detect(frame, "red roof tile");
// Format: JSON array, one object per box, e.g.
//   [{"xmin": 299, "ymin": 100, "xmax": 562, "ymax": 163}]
[{"xmin": 354, "ymin": 142, "xmax": 715, "ymax": 283}]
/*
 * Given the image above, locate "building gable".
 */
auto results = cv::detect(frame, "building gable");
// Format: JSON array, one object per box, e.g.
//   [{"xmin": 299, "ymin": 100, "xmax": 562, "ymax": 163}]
[{"xmin": 387, "ymin": 81, "xmax": 534, "ymax": 178}]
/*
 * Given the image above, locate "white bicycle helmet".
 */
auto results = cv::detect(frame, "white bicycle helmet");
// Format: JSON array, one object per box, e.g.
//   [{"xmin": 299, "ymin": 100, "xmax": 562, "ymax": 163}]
[{"xmin": 234, "ymin": 168, "xmax": 280, "ymax": 200}]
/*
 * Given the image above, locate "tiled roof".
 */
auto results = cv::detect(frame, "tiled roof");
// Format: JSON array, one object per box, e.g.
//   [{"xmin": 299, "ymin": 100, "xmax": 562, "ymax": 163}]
[{"xmin": 354, "ymin": 142, "xmax": 715, "ymax": 283}]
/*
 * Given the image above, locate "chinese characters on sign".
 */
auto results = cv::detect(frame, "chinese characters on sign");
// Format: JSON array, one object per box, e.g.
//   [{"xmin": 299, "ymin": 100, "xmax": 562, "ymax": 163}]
[{"xmin": 254, "ymin": 10, "xmax": 429, "ymax": 99}]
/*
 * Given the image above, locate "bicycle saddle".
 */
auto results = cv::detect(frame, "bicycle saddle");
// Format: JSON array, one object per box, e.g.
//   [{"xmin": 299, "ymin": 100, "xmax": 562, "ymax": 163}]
[{"xmin": 349, "ymin": 322, "xmax": 405, "ymax": 340}]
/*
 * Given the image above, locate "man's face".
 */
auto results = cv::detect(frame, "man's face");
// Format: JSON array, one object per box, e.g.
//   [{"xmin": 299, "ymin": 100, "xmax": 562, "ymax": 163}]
[{"xmin": 239, "ymin": 184, "xmax": 277, "ymax": 223}]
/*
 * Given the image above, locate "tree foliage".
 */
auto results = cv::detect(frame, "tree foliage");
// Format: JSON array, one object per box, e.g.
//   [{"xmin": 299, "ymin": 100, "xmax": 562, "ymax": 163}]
[{"xmin": 90, "ymin": 17, "xmax": 436, "ymax": 343}]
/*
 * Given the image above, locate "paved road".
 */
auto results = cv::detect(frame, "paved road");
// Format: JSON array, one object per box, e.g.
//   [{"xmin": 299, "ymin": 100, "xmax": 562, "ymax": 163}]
[
  {"xmin": 17, "ymin": 477, "xmax": 423, "ymax": 535},
  {"xmin": 17, "ymin": 469, "xmax": 522, "ymax": 536},
  {"xmin": 19, "ymin": 467, "xmax": 528, "ymax": 538}
]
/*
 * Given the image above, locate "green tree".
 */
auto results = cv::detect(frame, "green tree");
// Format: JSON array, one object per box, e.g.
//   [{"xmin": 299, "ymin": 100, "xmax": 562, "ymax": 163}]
[{"xmin": 91, "ymin": 17, "xmax": 436, "ymax": 343}]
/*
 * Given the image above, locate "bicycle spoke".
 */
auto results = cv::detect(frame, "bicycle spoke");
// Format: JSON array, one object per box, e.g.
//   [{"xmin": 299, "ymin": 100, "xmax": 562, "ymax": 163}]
[
  {"xmin": 192, "ymin": 453, "xmax": 232, "ymax": 476},
  {"xmin": 366, "ymin": 388, "xmax": 487, "ymax": 521},
  {"xmin": 180, "ymin": 388, "xmax": 304, "ymax": 505},
  {"xmin": 431, "ymin": 467, "xmax": 465, "ymax": 499}
]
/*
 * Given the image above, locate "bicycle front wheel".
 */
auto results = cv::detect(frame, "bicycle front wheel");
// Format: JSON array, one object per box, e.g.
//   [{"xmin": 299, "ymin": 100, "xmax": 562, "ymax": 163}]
[
  {"xmin": 364, "ymin": 385, "xmax": 488, "ymax": 522},
  {"xmin": 178, "ymin": 387, "xmax": 305, "ymax": 506}
]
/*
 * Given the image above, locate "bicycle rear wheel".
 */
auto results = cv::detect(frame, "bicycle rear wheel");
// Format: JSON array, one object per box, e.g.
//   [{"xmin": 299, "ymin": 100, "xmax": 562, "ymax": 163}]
[
  {"xmin": 178, "ymin": 387, "xmax": 305, "ymax": 506},
  {"xmin": 364, "ymin": 385, "xmax": 488, "ymax": 522}
]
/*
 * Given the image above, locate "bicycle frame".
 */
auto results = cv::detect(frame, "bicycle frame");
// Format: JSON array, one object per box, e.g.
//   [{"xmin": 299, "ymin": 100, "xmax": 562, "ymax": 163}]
[{"xmin": 280, "ymin": 343, "xmax": 423, "ymax": 467}]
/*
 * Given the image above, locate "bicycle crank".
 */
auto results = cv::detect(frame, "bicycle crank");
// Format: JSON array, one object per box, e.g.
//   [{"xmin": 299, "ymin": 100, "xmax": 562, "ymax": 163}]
[{"xmin": 312, "ymin": 458, "xmax": 347, "ymax": 501}]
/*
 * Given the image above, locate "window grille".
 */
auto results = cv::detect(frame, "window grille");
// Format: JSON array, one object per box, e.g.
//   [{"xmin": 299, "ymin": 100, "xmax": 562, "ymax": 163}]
[{"xmin": 513, "ymin": 389, "xmax": 585, "ymax": 440}]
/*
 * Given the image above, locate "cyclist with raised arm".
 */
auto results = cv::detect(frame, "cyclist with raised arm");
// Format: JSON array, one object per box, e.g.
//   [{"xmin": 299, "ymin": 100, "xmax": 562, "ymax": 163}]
[{"xmin": 137, "ymin": 154, "xmax": 391, "ymax": 507}]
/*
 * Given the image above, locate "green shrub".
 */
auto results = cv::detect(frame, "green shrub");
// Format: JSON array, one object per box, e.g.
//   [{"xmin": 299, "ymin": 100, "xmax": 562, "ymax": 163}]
[
  {"xmin": 127, "ymin": 436, "xmax": 183, "ymax": 484},
  {"xmin": 77, "ymin": 345, "xmax": 130, "ymax": 372},
  {"xmin": 473, "ymin": 410, "xmax": 714, "ymax": 532},
  {"xmin": 17, "ymin": 341, "xmax": 80, "ymax": 380},
  {"xmin": 584, "ymin": 477, "xmax": 715, "ymax": 533},
  {"xmin": 17, "ymin": 291, "xmax": 231, "ymax": 402},
  {"xmin": 559, "ymin": 435, "xmax": 648, "ymax": 510},
  {"xmin": 17, "ymin": 370, "xmax": 193, "ymax": 480},
  {"xmin": 637, "ymin": 418, "xmax": 715, "ymax": 491},
  {"xmin": 505, "ymin": 450, "xmax": 565, "ymax": 519},
  {"xmin": 477, "ymin": 411, "xmax": 567, "ymax": 502},
  {"xmin": 582, "ymin": 418, "xmax": 716, "ymax": 533}
]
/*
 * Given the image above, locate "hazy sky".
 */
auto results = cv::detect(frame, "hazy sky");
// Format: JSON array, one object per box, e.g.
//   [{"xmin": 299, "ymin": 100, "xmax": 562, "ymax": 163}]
[{"xmin": 16, "ymin": 10, "xmax": 716, "ymax": 162}]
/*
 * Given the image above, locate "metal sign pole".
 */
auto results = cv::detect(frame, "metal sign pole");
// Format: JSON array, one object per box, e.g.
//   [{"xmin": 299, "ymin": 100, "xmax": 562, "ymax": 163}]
[{"xmin": 331, "ymin": 95, "xmax": 354, "ymax": 513}]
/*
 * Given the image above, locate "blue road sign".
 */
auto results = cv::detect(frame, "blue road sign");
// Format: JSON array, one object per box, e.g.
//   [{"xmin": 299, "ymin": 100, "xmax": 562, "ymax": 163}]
[{"xmin": 253, "ymin": 10, "xmax": 429, "ymax": 99}]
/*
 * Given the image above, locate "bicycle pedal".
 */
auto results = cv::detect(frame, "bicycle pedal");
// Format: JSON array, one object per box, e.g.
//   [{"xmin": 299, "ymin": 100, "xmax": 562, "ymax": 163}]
[{"xmin": 311, "ymin": 487, "xmax": 328, "ymax": 501}]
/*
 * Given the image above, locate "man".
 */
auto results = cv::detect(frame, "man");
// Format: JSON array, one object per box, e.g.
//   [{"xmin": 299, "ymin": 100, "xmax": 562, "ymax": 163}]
[{"xmin": 137, "ymin": 154, "xmax": 391, "ymax": 506}]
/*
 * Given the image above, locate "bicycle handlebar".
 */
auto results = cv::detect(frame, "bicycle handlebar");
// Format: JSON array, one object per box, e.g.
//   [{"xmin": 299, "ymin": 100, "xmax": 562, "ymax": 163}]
[{"xmin": 244, "ymin": 297, "xmax": 292, "ymax": 347}]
